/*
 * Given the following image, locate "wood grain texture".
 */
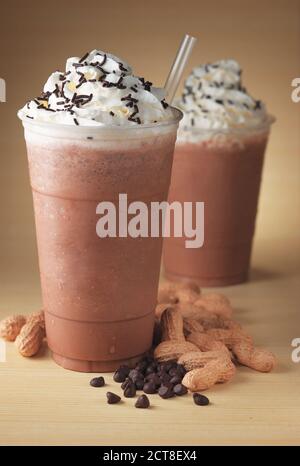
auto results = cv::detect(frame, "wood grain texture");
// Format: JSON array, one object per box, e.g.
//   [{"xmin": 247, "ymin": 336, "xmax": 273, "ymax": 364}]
[{"xmin": 0, "ymin": 232, "xmax": 300, "ymax": 445}]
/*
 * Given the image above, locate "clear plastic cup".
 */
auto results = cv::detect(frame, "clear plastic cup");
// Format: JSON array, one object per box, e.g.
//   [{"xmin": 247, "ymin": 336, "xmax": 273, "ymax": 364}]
[
  {"xmin": 19, "ymin": 110, "xmax": 182, "ymax": 371},
  {"xmin": 163, "ymin": 119, "xmax": 274, "ymax": 287}
]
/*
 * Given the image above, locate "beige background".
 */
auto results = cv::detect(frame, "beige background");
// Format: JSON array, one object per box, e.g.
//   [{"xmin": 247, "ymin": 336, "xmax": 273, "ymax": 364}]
[{"xmin": 0, "ymin": 0, "xmax": 300, "ymax": 445}]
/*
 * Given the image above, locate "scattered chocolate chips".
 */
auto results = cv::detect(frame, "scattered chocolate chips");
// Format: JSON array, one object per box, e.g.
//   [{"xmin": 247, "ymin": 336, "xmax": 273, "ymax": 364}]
[
  {"xmin": 176, "ymin": 364, "xmax": 187, "ymax": 377},
  {"xmin": 113, "ymin": 366, "xmax": 130, "ymax": 383},
  {"xmin": 90, "ymin": 376, "xmax": 105, "ymax": 387},
  {"xmin": 168, "ymin": 366, "xmax": 179, "ymax": 377},
  {"xmin": 145, "ymin": 373, "xmax": 161, "ymax": 387},
  {"xmin": 173, "ymin": 384, "xmax": 188, "ymax": 396},
  {"xmin": 193, "ymin": 393, "xmax": 210, "ymax": 406},
  {"xmin": 158, "ymin": 385, "xmax": 174, "ymax": 399},
  {"xmin": 128, "ymin": 368, "xmax": 141, "ymax": 382},
  {"xmin": 121, "ymin": 378, "xmax": 132, "ymax": 390},
  {"xmin": 170, "ymin": 375, "xmax": 182, "ymax": 385},
  {"xmin": 143, "ymin": 381, "xmax": 157, "ymax": 394},
  {"xmin": 135, "ymin": 378, "xmax": 145, "ymax": 390},
  {"xmin": 124, "ymin": 384, "xmax": 136, "ymax": 398},
  {"xmin": 106, "ymin": 392, "xmax": 121, "ymax": 404},
  {"xmin": 135, "ymin": 394, "xmax": 150, "ymax": 409},
  {"xmin": 160, "ymin": 372, "xmax": 171, "ymax": 384}
]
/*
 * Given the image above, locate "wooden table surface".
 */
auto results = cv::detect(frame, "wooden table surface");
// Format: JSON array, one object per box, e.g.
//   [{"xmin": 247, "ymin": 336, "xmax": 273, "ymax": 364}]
[{"xmin": 0, "ymin": 231, "xmax": 300, "ymax": 446}]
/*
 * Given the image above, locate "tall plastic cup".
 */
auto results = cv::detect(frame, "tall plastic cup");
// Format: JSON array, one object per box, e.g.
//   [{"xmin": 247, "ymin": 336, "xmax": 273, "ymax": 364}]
[
  {"xmin": 19, "ymin": 111, "xmax": 181, "ymax": 372},
  {"xmin": 163, "ymin": 120, "xmax": 274, "ymax": 287}
]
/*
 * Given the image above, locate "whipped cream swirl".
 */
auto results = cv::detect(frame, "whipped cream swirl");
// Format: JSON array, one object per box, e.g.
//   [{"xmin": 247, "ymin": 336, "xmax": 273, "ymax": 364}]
[
  {"xmin": 176, "ymin": 59, "xmax": 269, "ymax": 132},
  {"xmin": 19, "ymin": 49, "xmax": 174, "ymax": 126}
]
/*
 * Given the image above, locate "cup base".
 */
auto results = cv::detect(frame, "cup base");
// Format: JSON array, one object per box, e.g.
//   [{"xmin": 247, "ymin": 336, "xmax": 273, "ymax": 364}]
[
  {"xmin": 164, "ymin": 270, "xmax": 249, "ymax": 287},
  {"xmin": 52, "ymin": 351, "xmax": 146, "ymax": 373}
]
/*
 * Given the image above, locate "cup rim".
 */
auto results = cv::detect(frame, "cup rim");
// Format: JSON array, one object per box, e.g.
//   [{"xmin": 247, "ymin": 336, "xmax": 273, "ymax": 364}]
[
  {"xmin": 178, "ymin": 114, "xmax": 276, "ymax": 136},
  {"xmin": 17, "ymin": 107, "xmax": 183, "ymax": 134}
]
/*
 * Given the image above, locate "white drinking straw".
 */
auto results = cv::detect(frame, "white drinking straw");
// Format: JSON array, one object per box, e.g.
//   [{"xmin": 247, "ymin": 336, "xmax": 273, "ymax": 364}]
[{"xmin": 164, "ymin": 34, "xmax": 197, "ymax": 104}]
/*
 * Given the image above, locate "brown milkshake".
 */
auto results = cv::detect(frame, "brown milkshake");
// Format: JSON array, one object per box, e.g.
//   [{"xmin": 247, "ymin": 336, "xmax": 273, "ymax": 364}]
[
  {"xmin": 18, "ymin": 49, "xmax": 181, "ymax": 371},
  {"xmin": 163, "ymin": 59, "xmax": 274, "ymax": 286}
]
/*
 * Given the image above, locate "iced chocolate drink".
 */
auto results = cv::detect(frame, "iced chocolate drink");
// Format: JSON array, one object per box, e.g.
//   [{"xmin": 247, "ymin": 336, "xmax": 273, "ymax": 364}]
[
  {"xmin": 163, "ymin": 60, "xmax": 274, "ymax": 286},
  {"xmin": 18, "ymin": 50, "xmax": 181, "ymax": 371}
]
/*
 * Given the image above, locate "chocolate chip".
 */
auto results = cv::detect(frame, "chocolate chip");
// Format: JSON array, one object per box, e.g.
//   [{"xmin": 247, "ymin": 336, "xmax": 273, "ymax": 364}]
[
  {"xmin": 135, "ymin": 379, "xmax": 145, "ymax": 390},
  {"xmin": 158, "ymin": 385, "xmax": 174, "ymax": 399},
  {"xmin": 168, "ymin": 367, "xmax": 179, "ymax": 377},
  {"xmin": 170, "ymin": 375, "xmax": 182, "ymax": 385},
  {"xmin": 106, "ymin": 392, "xmax": 121, "ymax": 404},
  {"xmin": 146, "ymin": 373, "xmax": 161, "ymax": 387},
  {"xmin": 121, "ymin": 378, "xmax": 132, "ymax": 390},
  {"xmin": 176, "ymin": 364, "xmax": 187, "ymax": 377},
  {"xmin": 145, "ymin": 364, "xmax": 157, "ymax": 375},
  {"xmin": 135, "ymin": 394, "xmax": 150, "ymax": 409},
  {"xmin": 129, "ymin": 369, "xmax": 141, "ymax": 381},
  {"xmin": 160, "ymin": 373, "xmax": 171, "ymax": 384},
  {"xmin": 143, "ymin": 381, "xmax": 157, "ymax": 394},
  {"xmin": 124, "ymin": 384, "xmax": 136, "ymax": 398},
  {"xmin": 89, "ymin": 376, "xmax": 105, "ymax": 387},
  {"xmin": 173, "ymin": 384, "xmax": 188, "ymax": 396},
  {"xmin": 120, "ymin": 365, "xmax": 130, "ymax": 376},
  {"xmin": 163, "ymin": 361, "xmax": 176, "ymax": 372},
  {"xmin": 160, "ymin": 381, "xmax": 173, "ymax": 390},
  {"xmin": 193, "ymin": 393, "xmax": 210, "ymax": 406},
  {"xmin": 113, "ymin": 368, "xmax": 127, "ymax": 383},
  {"xmin": 135, "ymin": 361, "xmax": 148, "ymax": 373}
]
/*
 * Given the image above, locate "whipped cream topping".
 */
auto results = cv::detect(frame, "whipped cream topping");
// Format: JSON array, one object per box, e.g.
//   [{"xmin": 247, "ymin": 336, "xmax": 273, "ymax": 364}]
[
  {"xmin": 176, "ymin": 59, "xmax": 269, "ymax": 132},
  {"xmin": 19, "ymin": 49, "xmax": 174, "ymax": 126}
]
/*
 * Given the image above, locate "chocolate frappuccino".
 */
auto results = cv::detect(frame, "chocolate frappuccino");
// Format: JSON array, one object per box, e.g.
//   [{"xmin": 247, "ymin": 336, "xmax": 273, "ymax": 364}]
[
  {"xmin": 163, "ymin": 60, "xmax": 274, "ymax": 286},
  {"xmin": 19, "ymin": 49, "xmax": 181, "ymax": 371}
]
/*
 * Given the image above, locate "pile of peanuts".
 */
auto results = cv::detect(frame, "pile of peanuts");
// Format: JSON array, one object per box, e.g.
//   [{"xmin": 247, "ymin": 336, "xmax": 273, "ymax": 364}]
[
  {"xmin": 0, "ymin": 311, "xmax": 45, "ymax": 356},
  {"xmin": 154, "ymin": 280, "xmax": 276, "ymax": 391}
]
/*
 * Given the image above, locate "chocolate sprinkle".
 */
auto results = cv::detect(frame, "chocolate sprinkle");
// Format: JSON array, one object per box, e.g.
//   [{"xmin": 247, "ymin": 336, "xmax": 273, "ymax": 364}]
[
  {"xmin": 96, "ymin": 53, "xmax": 107, "ymax": 67},
  {"xmin": 79, "ymin": 52, "xmax": 89, "ymax": 63},
  {"xmin": 255, "ymin": 100, "xmax": 261, "ymax": 110},
  {"xmin": 24, "ymin": 50, "xmax": 172, "ymax": 127},
  {"xmin": 161, "ymin": 99, "xmax": 168, "ymax": 109},
  {"xmin": 118, "ymin": 62, "xmax": 128, "ymax": 72}
]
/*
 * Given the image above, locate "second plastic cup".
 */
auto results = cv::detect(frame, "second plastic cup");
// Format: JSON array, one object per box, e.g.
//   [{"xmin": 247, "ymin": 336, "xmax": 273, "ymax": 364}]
[
  {"xmin": 163, "ymin": 121, "xmax": 274, "ymax": 287},
  {"xmin": 19, "ymin": 111, "xmax": 181, "ymax": 372}
]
